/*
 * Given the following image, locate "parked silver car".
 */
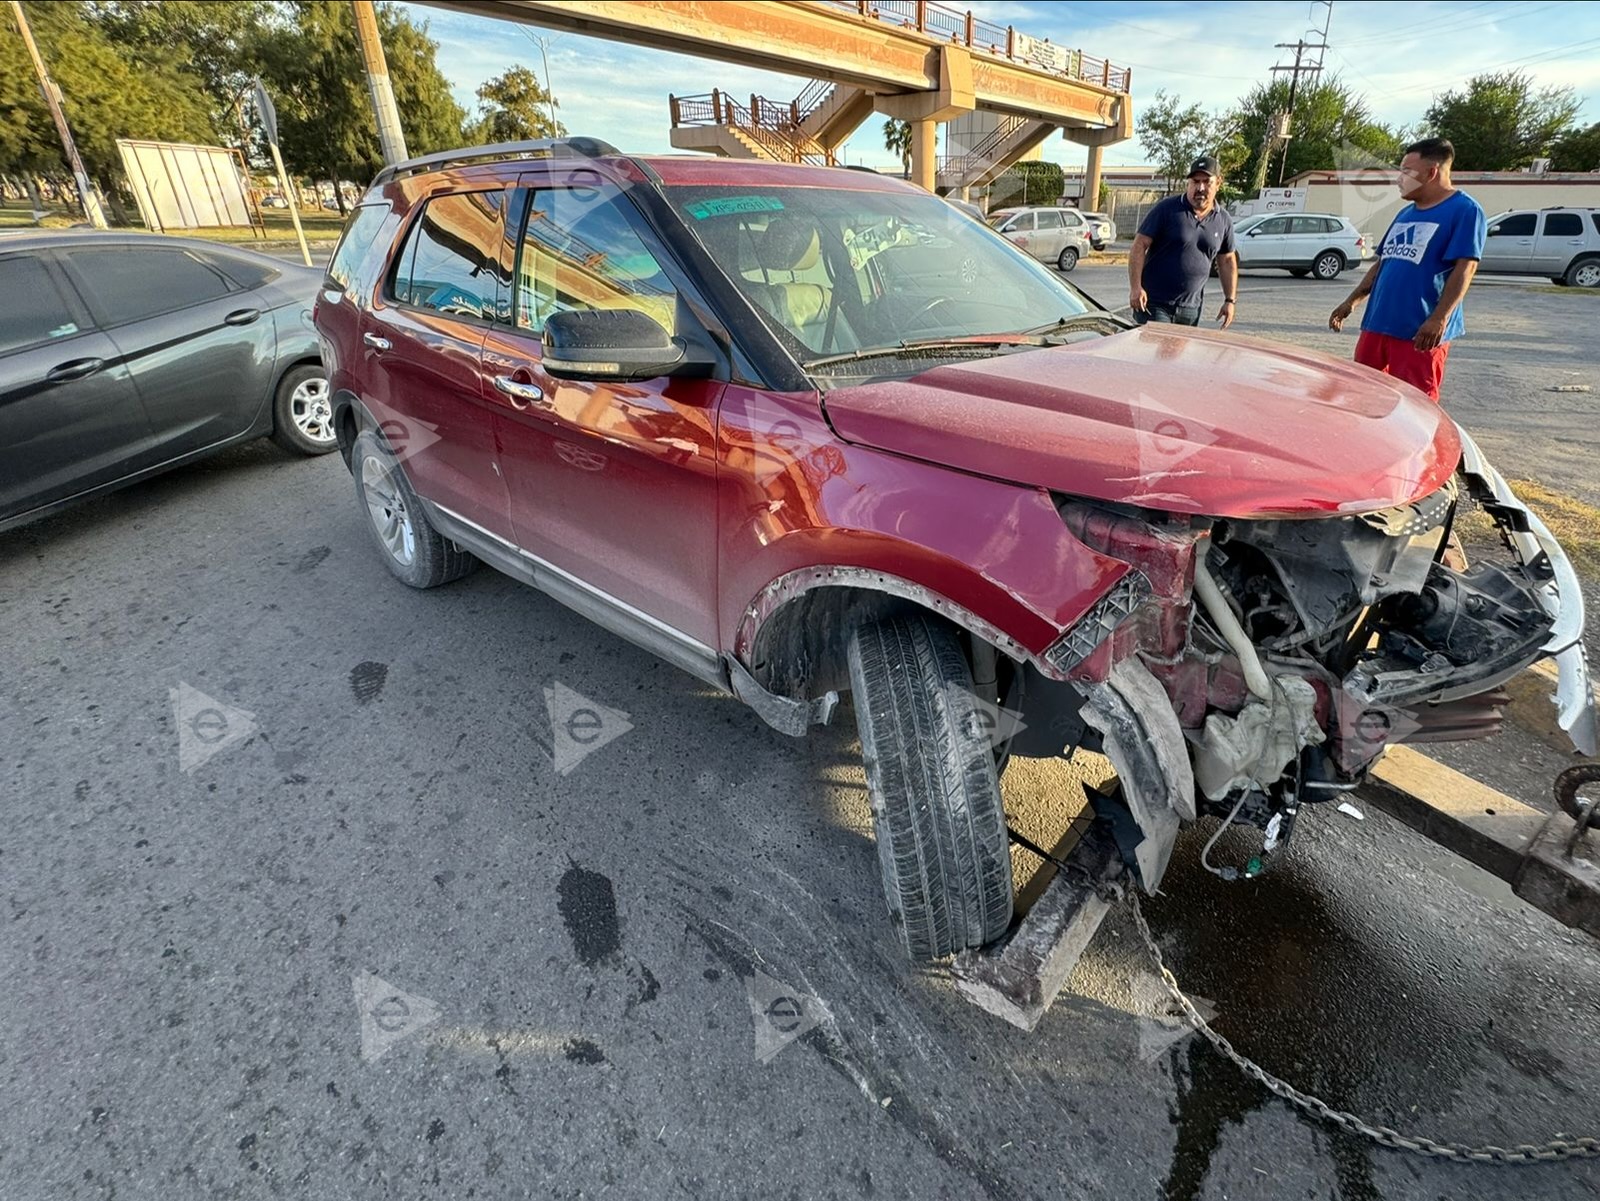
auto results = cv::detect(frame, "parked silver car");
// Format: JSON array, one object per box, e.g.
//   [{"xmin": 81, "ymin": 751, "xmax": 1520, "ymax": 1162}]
[
  {"xmin": 1233, "ymin": 212, "xmax": 1366, "ymax": 279},
  {"xmin": 987, "ymin": 205, "xmax": 1095, "ymax": 271},
  {"xmin": 1480, "ymin": 208, "xmax": 1600, "ymax": 287}
]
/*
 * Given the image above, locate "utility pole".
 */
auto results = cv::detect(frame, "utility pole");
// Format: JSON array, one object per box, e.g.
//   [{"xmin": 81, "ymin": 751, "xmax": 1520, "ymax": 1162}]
[
  {"xmin": 351, "ymin": 0, "xmax": 408, "ymax": 166},
  {"xmin": 1270, "ymin": 1, "xmax": 1333, "ymax": 185},
  {"xmin": 9, "ymin": 0, "xmax": 107, "ymax": 228},
  {"xmin": 523, "ymin": 32, "xmax": 563, "ymax": 134}
]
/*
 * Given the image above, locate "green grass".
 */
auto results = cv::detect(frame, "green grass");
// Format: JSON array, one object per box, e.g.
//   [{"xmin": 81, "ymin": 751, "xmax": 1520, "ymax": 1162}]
[
  {"xmin": 1457, "ymin": 479, "xmax": 1600, "ymax": 573},
  {"xmin": 0, "ymin": 203, "xmax": 346, "ymax": 244},
  {"xmin": 1526, "ymin": 285, "xmax": 1600, "ymax": 296}
]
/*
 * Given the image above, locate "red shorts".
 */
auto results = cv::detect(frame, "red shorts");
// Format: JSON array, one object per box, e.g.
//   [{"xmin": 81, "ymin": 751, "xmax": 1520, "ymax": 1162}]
[{"xmin": 1354, "ymin": 330, "xmax": 1451, "ymax": 403}]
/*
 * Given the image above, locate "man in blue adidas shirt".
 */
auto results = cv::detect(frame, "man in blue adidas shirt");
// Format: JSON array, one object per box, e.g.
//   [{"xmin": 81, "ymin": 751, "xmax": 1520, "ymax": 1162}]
[{"xmin": 1328, "ymin": 138, "xmax": 1485, "ymax": 402}]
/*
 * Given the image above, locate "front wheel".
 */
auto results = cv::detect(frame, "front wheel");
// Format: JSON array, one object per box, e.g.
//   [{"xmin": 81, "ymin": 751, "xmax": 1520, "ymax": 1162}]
[
  {"xmin": 1313, "ymin": 250, "xmax": 1345, "ymax": 280},
  {"xmin": 1057, "ymin": 246, "xmax": 1079, "ymax": 272},
  {"xmin": 1565, "ymin": 257, "xmax": 1600, "ymax": 288},
  {"xmin": 270, "ymin": 364, "xmax": 338, "ymax": 455},
  {"xmin": 847, "ymin": 615, "xmax": 1014, "ymax": 959}
]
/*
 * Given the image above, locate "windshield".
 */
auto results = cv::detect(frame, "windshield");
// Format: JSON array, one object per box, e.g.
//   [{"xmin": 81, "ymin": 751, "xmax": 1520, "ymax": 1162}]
[{"xmin": 666, "ymin": 184, "xmax": 1092, "ymax": 369}]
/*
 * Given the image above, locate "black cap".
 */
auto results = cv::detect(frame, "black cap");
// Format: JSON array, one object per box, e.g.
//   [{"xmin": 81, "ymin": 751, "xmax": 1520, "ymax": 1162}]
[{"xmin": 1188, "ymin": 155, "xmax": 1221, "ymax": 178}]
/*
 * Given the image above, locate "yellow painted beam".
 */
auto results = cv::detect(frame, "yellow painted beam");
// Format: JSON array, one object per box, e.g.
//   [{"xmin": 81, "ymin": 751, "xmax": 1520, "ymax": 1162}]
[{"xmin": 422, "ymin": 0, "xmax": 1128, "ymax": 131}]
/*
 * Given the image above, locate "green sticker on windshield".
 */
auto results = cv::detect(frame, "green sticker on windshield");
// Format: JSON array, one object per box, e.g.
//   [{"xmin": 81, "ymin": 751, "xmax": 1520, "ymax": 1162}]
[{"xmin": 685, "ymin": 196, "xmax": 785, "ymax": 219}]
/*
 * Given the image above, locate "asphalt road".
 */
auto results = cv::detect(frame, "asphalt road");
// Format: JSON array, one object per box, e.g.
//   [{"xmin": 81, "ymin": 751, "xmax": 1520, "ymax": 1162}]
[
  {"xmin": 5, "ymin": 423, "xmax": 1600, "ymax": 1199},
  {"xmin": 1069, "ymin": 260, "xmax": 1600, "ymax": 507}
]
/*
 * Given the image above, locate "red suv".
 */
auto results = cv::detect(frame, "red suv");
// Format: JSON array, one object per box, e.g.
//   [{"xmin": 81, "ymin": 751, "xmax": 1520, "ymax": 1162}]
[{"xmin": 315, "ymin": 139, "xmax": 1595, "ymax": 960}]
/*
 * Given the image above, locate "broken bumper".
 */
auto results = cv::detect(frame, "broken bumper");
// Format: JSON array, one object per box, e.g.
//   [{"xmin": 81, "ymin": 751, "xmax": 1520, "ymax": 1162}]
[{"xmin": 1458, "ymin": 428, "xmax": 1598, "ymax": 756}]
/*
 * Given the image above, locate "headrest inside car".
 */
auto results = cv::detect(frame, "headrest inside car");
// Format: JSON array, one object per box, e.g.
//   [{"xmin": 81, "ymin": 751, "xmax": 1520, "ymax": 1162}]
[{"xmin": 755, "ymin": 217, "xmax": 821, "ymax": 273}]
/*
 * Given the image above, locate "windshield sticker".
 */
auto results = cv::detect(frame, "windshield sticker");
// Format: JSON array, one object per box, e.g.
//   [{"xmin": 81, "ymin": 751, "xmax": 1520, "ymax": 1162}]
[{"xmin": 685, "ymin": 196, "xmax": 786, "ymax": 220}]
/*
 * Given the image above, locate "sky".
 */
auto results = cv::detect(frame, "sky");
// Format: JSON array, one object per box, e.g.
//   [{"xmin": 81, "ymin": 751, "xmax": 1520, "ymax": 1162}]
[{"xmin": 397, "ymin": 0, "xmax": 1600, "ymax": 173}]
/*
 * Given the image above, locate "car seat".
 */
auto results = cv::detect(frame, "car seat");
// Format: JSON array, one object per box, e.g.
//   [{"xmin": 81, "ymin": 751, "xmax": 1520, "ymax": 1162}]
[{"xmin": 742, "ymin": 217, "xmax": 833, "ymax": 348}]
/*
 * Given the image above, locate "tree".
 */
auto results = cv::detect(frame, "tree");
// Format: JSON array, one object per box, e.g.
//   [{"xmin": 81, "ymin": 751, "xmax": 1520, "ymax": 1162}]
[
  {"xmin": 472, "ymin": 65, "xmax": 563, "ymax": 142},
  {"xmin": 1229, "ymin": 77, "xmax": 1403, "ymax": 195},
  {"xmin": 257, "ymin": 1, "xmax": 466, "ymax": 212},
  {"xmin": 883, "ymin": 119, "xmax": 911, "ymax": 178},
  {"xmin": 1137, "ymin": 90, "xmax": 1216, "ymax": 193},
  {"xmin": 92, "ymin": 0, "xmax": 277, "ymax": 150},
  {"xmin": 1, "ymin": 2, "xmax": 215, "ymax": 195},
  {"xmin": 1551, "ymin": 121, "xmax": 1600, "ymax": 172},
  {"xmin": 1423, "ymin": 70, "xmax": 1581, "ymax": 170}
]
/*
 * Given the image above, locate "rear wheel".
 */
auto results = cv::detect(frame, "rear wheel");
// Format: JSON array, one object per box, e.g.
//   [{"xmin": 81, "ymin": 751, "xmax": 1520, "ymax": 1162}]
[
  {"xmin": 847, "ymin": 615, "xmax": 1014, "ymax": 959},
  {"xmin": 1057, "ymin": 246, "xmax": 1079, "ymax": 272},
  {"xmin": 1565, "ymin": 257, "xmax": 1600, "ymax": 288},
  {"xmin": 351, "ymin": 428, "xmax": 476, "ymax": 590},
  {"xmin": 1313, "ymin": 250, "xmax": 1345, "ymax": 280}
]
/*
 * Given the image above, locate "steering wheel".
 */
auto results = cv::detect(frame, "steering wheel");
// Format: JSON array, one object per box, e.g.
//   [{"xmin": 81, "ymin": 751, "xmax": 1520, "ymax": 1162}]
[{"xmin": 903, "ymin": 294, "xmax": 955, "ymax": 334}]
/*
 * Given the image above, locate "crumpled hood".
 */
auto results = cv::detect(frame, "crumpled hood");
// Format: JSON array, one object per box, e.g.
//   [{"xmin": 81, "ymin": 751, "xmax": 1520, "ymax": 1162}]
[{"xmin": 821, "ymin": 325, "xmax": 1462, "ymax": 518}]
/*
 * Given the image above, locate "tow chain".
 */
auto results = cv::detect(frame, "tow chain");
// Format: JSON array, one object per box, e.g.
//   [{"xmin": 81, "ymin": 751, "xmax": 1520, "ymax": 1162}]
[{"xmin": 1128, "ymin": 892, "xmax": 1600, "ymax": 1164}]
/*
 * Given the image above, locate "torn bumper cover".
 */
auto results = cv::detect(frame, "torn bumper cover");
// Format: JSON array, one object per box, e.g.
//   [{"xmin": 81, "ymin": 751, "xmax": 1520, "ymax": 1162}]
[{"xmin": 1457, "ymin": 428, "xmax": 1598, "ymax": 756}]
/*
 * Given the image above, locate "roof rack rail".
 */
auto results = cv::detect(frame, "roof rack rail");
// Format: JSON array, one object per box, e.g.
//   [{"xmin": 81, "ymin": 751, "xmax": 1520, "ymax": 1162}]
[{"xmin": 372, "ymin": 137, "xmax": 620, "ymax": 186}]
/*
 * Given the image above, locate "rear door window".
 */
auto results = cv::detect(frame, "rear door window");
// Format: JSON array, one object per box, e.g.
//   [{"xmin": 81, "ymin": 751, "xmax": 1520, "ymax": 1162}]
[
  {"xmin": 1035, "ymin": 210, "xmax": 1062, "ymax": 229},
  {"xmin": 1542, "ymin": 212, "xmax": 1583, "ymax": 237},
  {"xmin": 1288, "ymin": 216, "xmax": 1323, "ymax": 234},
  {"xmin": 389, "ymin": 191, "xmax": 503, "ymax": 321},
  {"xmin": 0, "ymin": 254, "xmax": 82, "ymax": 355},
  {"xmin": 64, "ymin": 247, "xmax": 237, "ymax": 327}
]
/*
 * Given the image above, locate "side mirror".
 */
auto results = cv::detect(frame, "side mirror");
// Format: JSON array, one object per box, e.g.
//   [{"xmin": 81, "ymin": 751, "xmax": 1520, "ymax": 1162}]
[{"xmin": 540, "ymin": 308, "xmax": 715, "ymax": 382}]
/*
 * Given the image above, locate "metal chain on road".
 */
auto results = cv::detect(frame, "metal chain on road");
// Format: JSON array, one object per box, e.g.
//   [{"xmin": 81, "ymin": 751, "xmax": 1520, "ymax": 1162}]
[{"xmin": 1128, "ymin": 892, "xmax": 1600, "ymax": 1164}]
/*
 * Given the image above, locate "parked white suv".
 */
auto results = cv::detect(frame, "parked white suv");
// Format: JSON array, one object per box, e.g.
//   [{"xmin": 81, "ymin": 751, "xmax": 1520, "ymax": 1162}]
[
  {"xmin": 1233, "ymin": 212, "xmax": 1366, "ymax": 279},
  {"xmin": 987, "ymin": 206, "xmax": 1095, "ymax": 271},
  {"xmin": 1480, "ymin": 208, "xmax": 1600, "ymax": 287},
  {"xmin": 1081, "ymin": 211, "xmax": 1116, "ymax": 247}
]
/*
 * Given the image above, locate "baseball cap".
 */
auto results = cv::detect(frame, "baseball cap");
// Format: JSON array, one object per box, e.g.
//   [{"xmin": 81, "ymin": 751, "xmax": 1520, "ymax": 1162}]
[{"xmin": 1188, "ymin": 155, "xmax": 1221, "ymax": 178}]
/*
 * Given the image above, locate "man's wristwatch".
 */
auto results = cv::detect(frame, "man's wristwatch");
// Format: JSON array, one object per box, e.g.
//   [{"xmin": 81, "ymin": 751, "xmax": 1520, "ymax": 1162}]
[{"xmin": 1222, "ymin": 298, "xmax": 1236, "ymax": 306}]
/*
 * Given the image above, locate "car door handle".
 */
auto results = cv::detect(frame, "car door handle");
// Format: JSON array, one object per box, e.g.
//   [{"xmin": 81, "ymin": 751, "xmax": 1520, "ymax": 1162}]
[
  {"xmin": 45, "ymin": 357, "xmax": 105, "ymax": 383},
  {"xmin": 363, "ymin": 332, "xmax": 391, "ymax": 352},
  {"xmin": 493, "ymin": 375, "xmax": 546, "ymax": 407},
  {"xmin": 223, "ymin": 307, "xmax": 261, "ymax": 326}
]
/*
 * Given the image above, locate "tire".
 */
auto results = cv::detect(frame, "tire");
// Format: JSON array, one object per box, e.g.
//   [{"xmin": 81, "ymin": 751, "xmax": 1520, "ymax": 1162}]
[
  {"xmin": 350, "ymin": 428, "xmax": 476, "ymax": 589},
  {"xmin": 1289, "ymin": 268, "xmax": 1310, "ymax": 278},
  {"xmin": 1057, "ymin": 246, "xmax": 1079, "ymax": 272},
  {"xmin": 1564, "ymin": 257, "xmax": 1600, "ymax": 288},
  {"xmin": 847, "ymin": 615, "xmax": 1014, "ymax": 959},
  {"xmin": 1313, "ymin": 250, "xmax": 1345, "ymax": 280},
  {"xmin": 270, "ymin": 363, "xmax": 338, "ymax": 455}
]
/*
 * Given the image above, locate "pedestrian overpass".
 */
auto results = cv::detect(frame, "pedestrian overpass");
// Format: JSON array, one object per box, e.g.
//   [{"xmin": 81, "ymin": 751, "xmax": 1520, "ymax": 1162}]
[{"xmin": 425, "ymin": 0, "xmax": 1132, "ymax": 202}]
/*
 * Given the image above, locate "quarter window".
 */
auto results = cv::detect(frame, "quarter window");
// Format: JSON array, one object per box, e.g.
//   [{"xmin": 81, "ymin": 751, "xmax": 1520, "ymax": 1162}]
[
  {"xmin": 0, "ymin": 255, "xmax": 80, "ymax": 355},
  {"xmin": 65, "ymin": 247, "xmax": 235, "ymax": 326},
  {"xmin": 327, "ymin": 204, "xmax": 389, "ymax": 293},
  {"xmin": 1543, "ymin": 212, "xmax": 1583, "ymax": 237},
  {"xmin": 512, "ymin": 185, "xmax": 677, "ymax": 335},
  {"xmin": 391, "ymin": 191, "xmax": 503, "ymax": 320}
]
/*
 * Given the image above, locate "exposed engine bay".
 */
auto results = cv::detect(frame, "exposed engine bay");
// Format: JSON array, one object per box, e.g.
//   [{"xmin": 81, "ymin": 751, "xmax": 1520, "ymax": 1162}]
[{"xmin": 1039, "ymin": 429, "xmax": 1598, "ymax": 892}]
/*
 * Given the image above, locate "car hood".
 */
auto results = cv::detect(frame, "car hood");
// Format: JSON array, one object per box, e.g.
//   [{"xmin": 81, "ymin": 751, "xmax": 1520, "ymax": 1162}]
[{"xmin": 821, "ymin": 325, "xmax": 1462, "ymax": 518}]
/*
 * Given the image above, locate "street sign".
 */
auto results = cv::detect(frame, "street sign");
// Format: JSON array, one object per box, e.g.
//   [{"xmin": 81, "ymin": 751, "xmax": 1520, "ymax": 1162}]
[{"xmin": 252, "ymin": 78, "xmax": 279, "ymax": 146}]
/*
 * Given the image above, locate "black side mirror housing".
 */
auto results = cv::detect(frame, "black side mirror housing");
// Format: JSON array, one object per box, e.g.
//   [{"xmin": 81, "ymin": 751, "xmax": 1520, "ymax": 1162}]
[{"xmin": 540, "ymin": 308, "xmax": 716, "ymax": 382}]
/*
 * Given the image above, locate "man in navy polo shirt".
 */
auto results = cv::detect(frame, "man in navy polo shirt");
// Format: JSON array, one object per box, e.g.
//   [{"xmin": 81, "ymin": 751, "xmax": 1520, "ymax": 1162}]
[
  {"xmin": 1329, "ymin": 137, "xmax": 1484, "ymax": 403},
  {"xmin": 1128, "ymin": 155, "xmax": 1238, "ymax": 328}
]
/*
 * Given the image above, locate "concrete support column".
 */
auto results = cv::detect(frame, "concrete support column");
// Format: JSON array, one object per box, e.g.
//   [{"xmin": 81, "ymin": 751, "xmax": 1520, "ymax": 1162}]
[
  {"xmin": 1084, "ymin": 143, "xmax": 1104, "ymax": 211},
  {"xmin": 352, "ymin": 0, "xmax": 409, "ymax": 166},
  {"xmin": 911, "ymin": 119, "xmax": 937, "ymax": 192}
]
